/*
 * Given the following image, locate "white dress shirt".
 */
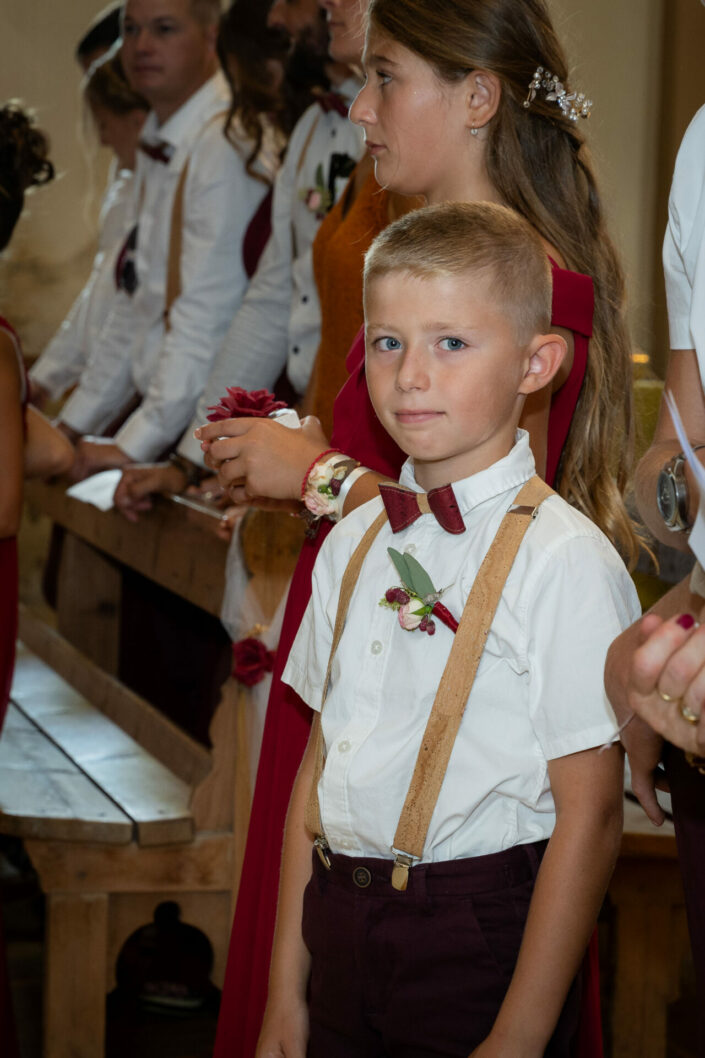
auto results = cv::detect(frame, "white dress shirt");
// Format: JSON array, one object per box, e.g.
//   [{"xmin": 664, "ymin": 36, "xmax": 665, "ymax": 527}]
[
  {"xmin": 30, "ymin": 170, "xmax": 134, "ymax": 400},
  {"xmin": 177, "ymin": 79, "xmax": 364, "ymax": 466},
  {"xmin": 663, "ymin": 104, "xmax": 705, "ymax": 383},
  {"xmin": 61, "ymin": 72, "xmax": 278, "ymax": 461},
  {"xmin": 283, "ymin": 432, "xmax": 640, "ymax": 863}
]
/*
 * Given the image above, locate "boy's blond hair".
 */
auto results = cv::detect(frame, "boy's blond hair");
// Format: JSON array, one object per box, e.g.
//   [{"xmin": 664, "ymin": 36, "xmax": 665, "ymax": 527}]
[{"xmin": 363, "ymin": 202, "xmax": 552, "ymax": 345}]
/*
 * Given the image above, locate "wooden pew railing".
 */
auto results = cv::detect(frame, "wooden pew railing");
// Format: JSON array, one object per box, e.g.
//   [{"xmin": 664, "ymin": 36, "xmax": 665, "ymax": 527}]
[{"xmin": 1, "ymin": 479, "xmax": 303, "ymax": 1058}]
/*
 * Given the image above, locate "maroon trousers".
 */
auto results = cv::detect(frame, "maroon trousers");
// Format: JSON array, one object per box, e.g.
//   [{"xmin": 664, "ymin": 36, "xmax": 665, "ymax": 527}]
[{"xmin": 302, "ymin": 841, "xmax": 581, "ymax": 1058}]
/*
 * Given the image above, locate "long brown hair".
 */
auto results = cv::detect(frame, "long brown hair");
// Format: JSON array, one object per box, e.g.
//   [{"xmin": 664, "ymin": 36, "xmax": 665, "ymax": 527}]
[
  {"xmin": 217, "ymin": 2, "xmax": 311, "ymax": 184},
  {"xmin": 369, "ymin": 0, "xmax": 640, "ymax": 566}
]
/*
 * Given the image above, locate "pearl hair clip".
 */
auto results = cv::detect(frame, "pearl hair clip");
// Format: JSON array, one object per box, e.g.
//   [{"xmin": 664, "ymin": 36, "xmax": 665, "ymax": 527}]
[{"xmin": 523, "ymin": 66, "xmax": 592, "ymax": 122}]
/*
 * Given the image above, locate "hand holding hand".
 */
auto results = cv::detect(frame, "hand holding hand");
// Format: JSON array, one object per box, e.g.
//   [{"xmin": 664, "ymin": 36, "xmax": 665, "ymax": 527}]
[
  {"xmin": 71, "ymin": 438, "xmax": 131, "ymax": 482},
  {"xmin": 194, "ymin": 414, "xmax": 330, "ymax": 506}
]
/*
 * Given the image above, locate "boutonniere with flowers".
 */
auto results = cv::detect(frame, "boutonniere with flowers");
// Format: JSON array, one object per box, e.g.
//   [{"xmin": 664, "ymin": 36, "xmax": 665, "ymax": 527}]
[
  {"xmin": 300, "ymin": 162, "xmax": 332, "ymax": 218},
  {"xmin": 379, "ymin": 548, "xmax": 459, "ymax": 636}
]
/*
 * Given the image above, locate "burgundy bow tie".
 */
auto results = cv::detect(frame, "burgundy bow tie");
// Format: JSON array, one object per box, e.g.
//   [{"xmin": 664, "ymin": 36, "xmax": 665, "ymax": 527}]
[
  {"xmin": 315, "ymin": 91, "xmax": 349, "ymax": 119},
  {"xmin": 378, "ymin": 482, "xmax": 466, "ymax": 535},
  {"xmin": 138, "ymin": 139, "xmax": 173, "ymax": 164}
]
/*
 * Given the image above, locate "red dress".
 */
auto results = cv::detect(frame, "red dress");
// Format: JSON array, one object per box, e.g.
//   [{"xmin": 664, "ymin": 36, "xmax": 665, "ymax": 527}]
[
  {"xmin": 0, "ymin": 315, "xmax": 26, "ymax": 1058},
  {"xmin": 213, "ymin": 265, "xmax": 595, "ymax": 1058}
]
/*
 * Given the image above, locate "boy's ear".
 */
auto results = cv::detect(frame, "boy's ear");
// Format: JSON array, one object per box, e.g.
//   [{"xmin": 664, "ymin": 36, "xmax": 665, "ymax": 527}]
[
  {"xmin": 464, "ymin": 70, "xmax": 501, "ymax": 132},
  {"xmin": 518, "ymin": 333, "xmax": 567, "ymax": 395}
]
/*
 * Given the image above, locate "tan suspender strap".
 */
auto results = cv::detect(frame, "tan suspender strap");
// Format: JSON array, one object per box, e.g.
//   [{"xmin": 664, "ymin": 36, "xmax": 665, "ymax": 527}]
[
  {"xmin": 304, "ymin": 508, "xmax": 388, "ymax": 844},
  {"xmin": 164, "ymin": 159, "xmax": 188, "ymax": 333},
  {"xmin": 305, "ymin": 475, "xmax": 554, "ymax": 885},
  {"xmin": 163, "ymin": 109, "xmax": 228, "ymax": 333},
  {"xmin": 389, "ymin": 474, "xmax": 553, "ymax": 889}
]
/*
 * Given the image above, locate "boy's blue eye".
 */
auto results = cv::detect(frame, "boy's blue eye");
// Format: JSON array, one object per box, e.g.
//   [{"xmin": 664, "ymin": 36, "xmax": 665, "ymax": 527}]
[
  {"xmin": 376, "ymin": 336, "xmax": 402, "ymax": 352},
  {"xmin": 439, "ymin": 337, "xmax": 466, "ymax": 352},
  {"xmin": 376, "ymin": 70, "xmax": 392, "ymax": 86}
]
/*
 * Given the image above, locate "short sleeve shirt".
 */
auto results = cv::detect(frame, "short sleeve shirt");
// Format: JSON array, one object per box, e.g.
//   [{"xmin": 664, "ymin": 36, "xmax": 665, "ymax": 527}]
[{"xmin": 283, "ymin": 432, "xmax": 641, "ymax": 862}]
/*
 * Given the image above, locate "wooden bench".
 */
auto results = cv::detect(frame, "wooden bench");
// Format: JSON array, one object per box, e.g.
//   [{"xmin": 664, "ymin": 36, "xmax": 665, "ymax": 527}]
[
  {"xmin": 2, "ymin": 609, "xmax": 242, "ymax": 1056},
  {"xmin": 609, "ymin": 799, "xmax": 688, "ymax": 1057},
  {"xmin": 6, "ymin": 481, "xmax": 304, "ymax": 1057}
]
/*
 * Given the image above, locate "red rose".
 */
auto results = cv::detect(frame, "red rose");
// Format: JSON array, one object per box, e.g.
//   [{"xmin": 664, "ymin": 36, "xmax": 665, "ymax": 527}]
[
  {"xmin": 231, "ymin": 637, "xmax": 275, "ymax": 687},
  {"xmin": 207, "ymin": 387, "xmax": 287, "ymax": 423}
]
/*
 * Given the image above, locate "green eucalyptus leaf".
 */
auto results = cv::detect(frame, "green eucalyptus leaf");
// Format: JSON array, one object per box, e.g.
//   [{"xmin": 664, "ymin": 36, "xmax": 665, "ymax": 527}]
[
  {"xmin": 387, "ymin": 547, "xmax": 413, "ymax": 590},
  {"xmin": 403, "ymin": 552, "xmax": 436, "ymax": 598}
]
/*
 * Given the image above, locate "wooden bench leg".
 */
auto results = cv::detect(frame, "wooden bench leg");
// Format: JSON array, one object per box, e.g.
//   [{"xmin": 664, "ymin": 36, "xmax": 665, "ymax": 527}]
[
  {"xmin": 609, "ymin": 859, "xmax": 688, "ymax": 1058},
  {"xmin": 44, "ymin": 892, "xmax": 108, "ymax": 1058}
]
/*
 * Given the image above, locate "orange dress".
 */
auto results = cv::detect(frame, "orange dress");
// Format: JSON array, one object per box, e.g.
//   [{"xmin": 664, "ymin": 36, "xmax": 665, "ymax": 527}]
[{"xmin": 306, "ymin": 169, "xmax": 396, "ymax": 433}]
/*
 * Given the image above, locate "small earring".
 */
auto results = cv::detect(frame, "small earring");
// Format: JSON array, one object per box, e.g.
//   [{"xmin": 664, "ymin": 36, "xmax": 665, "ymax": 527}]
[{"xmin": 470, "ymin": 125, "xmax": 479, "ymax": 137}]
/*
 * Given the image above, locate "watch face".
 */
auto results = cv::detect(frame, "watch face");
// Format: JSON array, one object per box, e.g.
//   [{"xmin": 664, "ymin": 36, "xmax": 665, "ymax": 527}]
[{"xmin": 657, "ymin": 470, "xmax": 676, "ymax": 525}]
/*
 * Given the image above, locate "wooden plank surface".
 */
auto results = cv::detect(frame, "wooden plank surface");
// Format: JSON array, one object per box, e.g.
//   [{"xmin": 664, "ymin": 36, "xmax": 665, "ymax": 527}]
[
  {"xmin": 10, "ymin": 645, "xmax": 194, "ymax": 846},
  {"xmin": 18, "ymin": 613, "xmax": 211, "ymax": 787},
  {"xmin": 26, "ymin": 831, "xmax": 234, "ymax": 893},
  {"xmin": 25, "ymin": 478, "xmax": 228, "ymax": 618},
  {"xmin": 0, "ymin": 704, "xmax": 133, "ymax": 844}
]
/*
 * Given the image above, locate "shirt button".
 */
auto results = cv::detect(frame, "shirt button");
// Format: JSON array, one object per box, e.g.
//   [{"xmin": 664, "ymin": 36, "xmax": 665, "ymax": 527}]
[
  {"xmin": 404, "ymin": 543, "xmax": 417, "ymax": 555},
  {"xmin": 338, "ymin": 739, "xmax": 351, "ymax": 753},
  {"xmin": 292, "ymin": 345, "xmax": 299, "ymax": 354},
  {"xmin": 370, "ymin": 641, "xmax": 383, "ymax": 655},
  {"xmin": 302, "ymin": 295, "xmax": 308, "ymax": 303}
]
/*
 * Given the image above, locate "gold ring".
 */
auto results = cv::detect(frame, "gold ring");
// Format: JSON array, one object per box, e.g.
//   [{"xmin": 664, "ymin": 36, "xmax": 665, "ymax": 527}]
[
  {"xmin": 658, "ymin": 689, "xmax": 681, "ymax": 704},
  {"xmin": 679, "ymin": 702, "xmax": 701, "ymax": 725}
]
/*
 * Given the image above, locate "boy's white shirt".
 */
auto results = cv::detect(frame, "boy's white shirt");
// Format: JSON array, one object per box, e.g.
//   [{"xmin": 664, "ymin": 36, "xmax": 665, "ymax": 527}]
[{"xmin": 282, "ymin": 430, "xmax": 641, "ymax": 863}]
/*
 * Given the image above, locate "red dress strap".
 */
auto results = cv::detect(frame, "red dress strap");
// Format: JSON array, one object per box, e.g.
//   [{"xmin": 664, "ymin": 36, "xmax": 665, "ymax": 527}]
[{"xmin": 546, "ymin": 264, "xmax": 593, "ymax": 487}]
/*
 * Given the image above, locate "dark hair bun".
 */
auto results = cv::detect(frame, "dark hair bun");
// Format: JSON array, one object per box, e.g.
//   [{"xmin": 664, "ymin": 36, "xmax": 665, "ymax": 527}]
[{"xmin": 0, "ymin": 101, "xmax": 54, "ymax": 198}]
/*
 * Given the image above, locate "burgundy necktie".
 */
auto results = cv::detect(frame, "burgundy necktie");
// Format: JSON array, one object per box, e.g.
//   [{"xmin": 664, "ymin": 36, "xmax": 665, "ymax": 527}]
[
  {"xmin": 378, "ymin": 482, "xmax": 466, "ymax": 534},
  {"xmin": 315, "ymin": 91, "xmax": 349, "ymax": 119},
  {"xmin": 138, "ymin": 139, "xmax": 173, "ymax": 164}
]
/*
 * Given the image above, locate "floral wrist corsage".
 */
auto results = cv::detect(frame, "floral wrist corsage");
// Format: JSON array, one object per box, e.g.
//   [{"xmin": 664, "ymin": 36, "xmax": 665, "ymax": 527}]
[
  {"xmin": 301, "ymin": 451, "xmax": 367, "ymax": 536},
  {"xmin": 380, "ymin": 547, "xmax": 459, "ymax": 637}
]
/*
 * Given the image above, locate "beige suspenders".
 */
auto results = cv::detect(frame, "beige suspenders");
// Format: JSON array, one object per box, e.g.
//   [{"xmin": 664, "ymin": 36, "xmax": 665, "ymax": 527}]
[
  {"xmin": 304, "ymin": 474, "xmax": 554, "ymax": 890},
  {"xmin": 160, "ymin": 109, "xmax": 229, "ymax": 333}
]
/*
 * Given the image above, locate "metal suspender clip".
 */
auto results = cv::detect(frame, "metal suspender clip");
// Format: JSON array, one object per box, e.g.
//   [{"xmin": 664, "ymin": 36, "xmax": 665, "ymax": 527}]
[
  {"xmin": 314, "ymin": 836, "xmax": 332, "ymax": 870},
  {"xmin": 391, "ymin": 849, "xmax": 417, "ymax": 892}
]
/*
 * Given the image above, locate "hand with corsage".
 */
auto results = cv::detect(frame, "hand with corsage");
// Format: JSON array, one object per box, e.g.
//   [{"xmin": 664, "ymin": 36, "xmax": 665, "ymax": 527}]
[{"xmin": 195, "ymin": 387, "xmax": 330, "ymax": 510}]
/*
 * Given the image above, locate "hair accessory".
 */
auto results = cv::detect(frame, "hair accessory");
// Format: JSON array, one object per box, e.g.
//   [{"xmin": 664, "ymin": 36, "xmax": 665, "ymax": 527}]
[{"xmin": 523, "ymin": 66, "xmax": 592, "ymax": 122}]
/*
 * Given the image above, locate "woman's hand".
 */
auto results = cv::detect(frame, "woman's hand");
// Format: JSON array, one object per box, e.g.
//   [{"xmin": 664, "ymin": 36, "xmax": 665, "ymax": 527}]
[
  {"xmin": 255, "ymin": 997, "xmax": 309, "ymax": 1058},
  {"xmin": 626, "ymin": 609, "xmax": 705, "ymax": 757},
  {"xmin": 194, "ymin": 414, "xmax": 330, "ymax": 506}
]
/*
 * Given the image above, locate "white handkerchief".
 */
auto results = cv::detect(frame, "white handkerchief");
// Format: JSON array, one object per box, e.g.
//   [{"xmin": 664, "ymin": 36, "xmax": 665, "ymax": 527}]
[
  {"xmin": 665, "ymin": 389, "xmax": 705, "ymax": 566},
  {"xmin": 65, "ymin": 469, "xmax": 122, "ymax": 511}
]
